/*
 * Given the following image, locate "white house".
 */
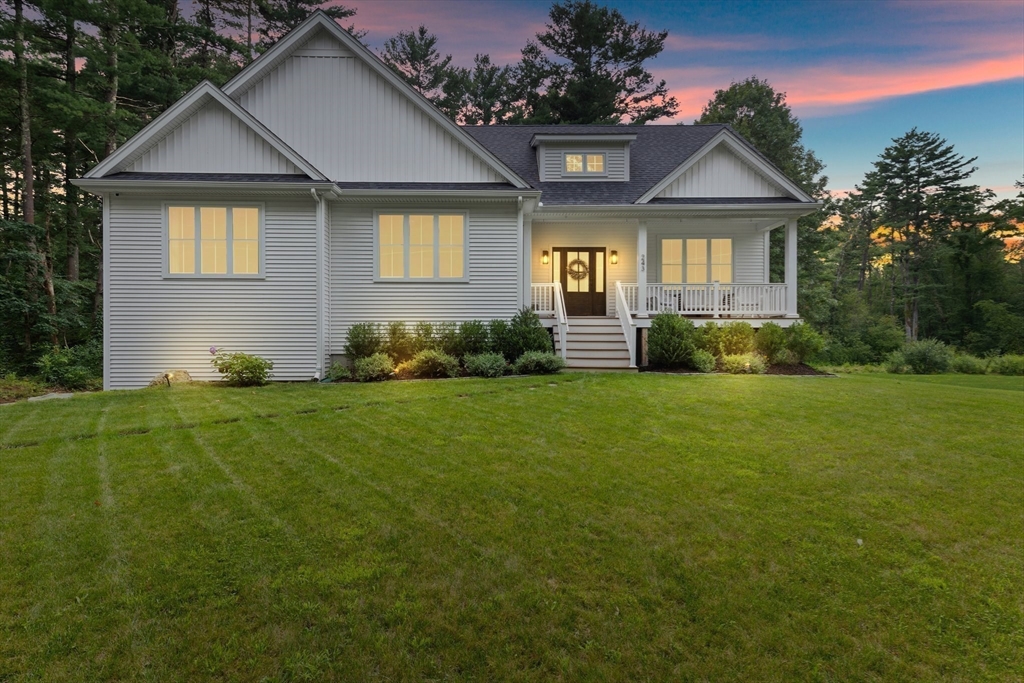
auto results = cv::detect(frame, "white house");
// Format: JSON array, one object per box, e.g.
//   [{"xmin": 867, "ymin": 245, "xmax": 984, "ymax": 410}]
[{"xmin": 75, "ymin": 12, "xmax": 821, "ymax": 389}]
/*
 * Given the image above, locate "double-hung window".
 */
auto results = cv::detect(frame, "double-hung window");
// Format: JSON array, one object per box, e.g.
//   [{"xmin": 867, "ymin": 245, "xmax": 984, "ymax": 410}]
[
  {"xmin": 377, "ymin": 212, "xmax": 466, "ymax": 280},
  {"xmin": 563, "ymin": 152, "xmax": 606, "ymax": 176},
  {"xmin": 661, "ymin": 238, "xmax": 732, "ymax": 283},
  {"xmin": 167, "ymin": 205, "xmax": 261, "ymax": 276}
]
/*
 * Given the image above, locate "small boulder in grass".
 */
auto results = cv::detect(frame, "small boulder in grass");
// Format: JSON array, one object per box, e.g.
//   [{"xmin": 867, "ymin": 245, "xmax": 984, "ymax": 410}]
[{"xmin": 148, "ymin": 369, "xmax": 193, "ymax": 387}]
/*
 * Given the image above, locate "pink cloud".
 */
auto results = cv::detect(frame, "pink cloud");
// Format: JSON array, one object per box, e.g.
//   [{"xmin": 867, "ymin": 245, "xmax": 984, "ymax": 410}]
[{"xmin": 659, "ymin": 54, "xmax": 1024, "ymax": 121}]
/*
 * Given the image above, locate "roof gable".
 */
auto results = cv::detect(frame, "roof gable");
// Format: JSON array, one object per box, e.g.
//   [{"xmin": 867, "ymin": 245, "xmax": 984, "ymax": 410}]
[
  {"xmin": 84, "ymin": 82, "xmax": 324, "ymax": 179},
  {"xmin": 222, "ymin": 13, "xmax": 529, "ymax": 187},
  {"xmin": 636, "ymin": 130, "xmax": 813, "ymax": 204}
]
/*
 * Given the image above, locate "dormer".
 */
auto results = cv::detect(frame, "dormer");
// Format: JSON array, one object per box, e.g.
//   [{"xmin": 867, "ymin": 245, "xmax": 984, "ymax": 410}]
[{"xmin": 531, "ymin": 133, "xmax": 637, "ymax": 182}]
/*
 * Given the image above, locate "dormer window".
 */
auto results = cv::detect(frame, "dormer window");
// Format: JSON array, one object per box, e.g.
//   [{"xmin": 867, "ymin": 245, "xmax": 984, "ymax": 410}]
[{"xmin": 564, "ymin": 152, "xmax": 606, "ymax": 176}]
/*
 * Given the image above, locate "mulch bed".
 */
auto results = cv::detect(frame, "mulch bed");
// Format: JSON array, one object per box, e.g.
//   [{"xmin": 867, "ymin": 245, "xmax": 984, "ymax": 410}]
[{"xmin": 765, "ymin": 363, "xmax": 830, "ymax": 376}]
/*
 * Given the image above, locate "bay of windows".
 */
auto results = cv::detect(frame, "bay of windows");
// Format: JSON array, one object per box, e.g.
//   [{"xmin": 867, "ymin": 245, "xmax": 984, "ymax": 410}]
[
  {"xmin": 168, "ymin": 206, "xmax": 260, "ymax": 276},
  {"xmin": 660, "ymin": 238, "xmax": 732, "ymax": 283},
  {"xmin": 378, "ymin": 213, "xmax": 465, "ymax": 280}
]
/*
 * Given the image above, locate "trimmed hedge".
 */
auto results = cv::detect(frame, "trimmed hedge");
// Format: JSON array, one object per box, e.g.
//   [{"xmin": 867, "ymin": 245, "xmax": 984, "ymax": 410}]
[{"xmin": 513, "ymin": 351, "xmax": 565, "ymax": 375}]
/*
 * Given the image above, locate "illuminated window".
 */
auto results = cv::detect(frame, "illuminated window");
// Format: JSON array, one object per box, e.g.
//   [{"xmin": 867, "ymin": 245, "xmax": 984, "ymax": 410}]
[
  {"xmin": 438, "ymin": 215, "xmax": 464, "ymax": 279},
  {"xmin": 661, "ymin": 238, "xmax": 682, "ymax": 283},
  {"xmin": 378, "ymin": 215, "xmax": 404, "ymax": 279},
  {"xmin": 167, "ymin": 206, "xmax": 261, "ymax": 276},
  {"xmin": 168, "ymin": 207, "xmax": 195, "ymax": 274},
  {"xmin": 680, "ymin": 238, "xmax": 732, "ymax": 283},
  {"xmin": 376, "ymin": 213, "xmax": 466, "ymax": 280},
  {"xmin": 564, "ymin": 152, "xmax": 606, "ymax": 175}
]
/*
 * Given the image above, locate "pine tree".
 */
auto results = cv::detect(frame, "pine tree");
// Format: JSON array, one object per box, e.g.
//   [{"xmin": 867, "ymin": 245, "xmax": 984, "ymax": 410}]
[
  {"xmin": 380, "ymin": 26, "xmax": 454, "ymax": 108},
  {"xmin": 516, "ymin": 0, "xmax": 678, "ymax": 124}
]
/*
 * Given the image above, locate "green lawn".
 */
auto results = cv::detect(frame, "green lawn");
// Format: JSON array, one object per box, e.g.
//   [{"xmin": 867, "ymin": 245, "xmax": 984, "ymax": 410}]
[{"xmin": 1, "ymin": 373, "xmax": 1021, "ymax": 681}]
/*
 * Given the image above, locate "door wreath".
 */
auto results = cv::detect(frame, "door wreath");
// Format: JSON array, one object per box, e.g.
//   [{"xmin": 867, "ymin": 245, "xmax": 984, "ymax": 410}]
[{"xmin": 567, "ymin": 258, "xmax": 589, "ymax": 281}]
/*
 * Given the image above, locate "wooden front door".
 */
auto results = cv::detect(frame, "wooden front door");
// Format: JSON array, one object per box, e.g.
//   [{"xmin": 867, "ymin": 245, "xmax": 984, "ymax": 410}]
[{"xmin": 556, "ymin": 247, "xmax": 606, "ymax": 316}]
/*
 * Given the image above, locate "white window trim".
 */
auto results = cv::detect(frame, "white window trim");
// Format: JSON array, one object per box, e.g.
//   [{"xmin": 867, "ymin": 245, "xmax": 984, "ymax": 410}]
[
  {"xmin": 162, "ymin": 202, "xmax": 266, "ymax": 279},
  {"xmin": 372, "ymin": 210, "xmax": 470, "ymax": 283},
  {"xmin": 561, "ymin": 151, "xmax": 608, "ymax": 178},
  {"xmin": 657, "ymin": 237, "xmax": 733, "ymax": 284}
]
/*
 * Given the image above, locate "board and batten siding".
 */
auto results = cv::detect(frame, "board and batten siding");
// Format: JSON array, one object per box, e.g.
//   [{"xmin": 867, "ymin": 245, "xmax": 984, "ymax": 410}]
[
  {"xmin": 538, "ymin": 144, "xmax": 628, "ymax": 181},
  {"xmin": 656, "ymin": 145, "xmax": 784, "ymax": 198},
  {"xmin": 647, "ymin": 225, "xmax": 766, "ymax": 283},
  {"xmin": 530, "ymin": 222, "xmax": 638, "ymax": 317},
  {"xmin": 106, "ymin": 195, "xmax": 318, "ymax": 388},
  {"xmin": 236, "ymin": 34, "xmax": 506, "ymax": 183},
  {"xmin": 127, "ymin": 102, "xmax": 302, "ymax": 174},
  {"xmin": 329, "ymin": 204, "xmax": 520, "ymax": 345}
]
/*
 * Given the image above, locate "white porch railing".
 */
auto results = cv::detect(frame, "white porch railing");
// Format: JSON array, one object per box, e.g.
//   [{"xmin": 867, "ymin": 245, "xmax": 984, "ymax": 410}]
[
  {"xmin": 614, "ymin": 281, "xmax": 637, "ymax": 367},
  {"xmin": 622, "ymin": 283, "xmax": 788, "ymax": 317},
  {"xmin": 530, "ymin": 282, "xmax": 569, "ymax": 360}
]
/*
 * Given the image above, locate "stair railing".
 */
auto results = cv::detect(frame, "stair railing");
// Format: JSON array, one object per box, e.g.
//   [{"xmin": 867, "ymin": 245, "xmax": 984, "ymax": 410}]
[
  {"xmin": 553, "ymin": 281, "xmax": 569, "ymax": 361},
  {"xmin": 615, "ymin": 281, "xmax": 637, "ymax": 368}
]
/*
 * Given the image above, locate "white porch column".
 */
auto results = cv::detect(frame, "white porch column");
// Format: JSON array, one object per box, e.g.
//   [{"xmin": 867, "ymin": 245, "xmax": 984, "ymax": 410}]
[
  {"xmin": 522, "ymin": 215, "xmax": 532, "ymax": 308},
  {"xmin": 637, "ymin": 221, "xmax": 648, "ymax": 317},
  {"xmin": 785, "ymin": 218, "xmax": 798, "ymax": 317}
]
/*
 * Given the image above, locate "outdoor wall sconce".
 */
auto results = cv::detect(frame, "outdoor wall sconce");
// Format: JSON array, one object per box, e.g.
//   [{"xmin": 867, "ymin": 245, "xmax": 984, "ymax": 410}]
[
  {"xmin": 542, "ymin": 250, "xmax": 549, "ymax": 265},
  {"xmin": 610, "ymin": 250, "xmax": 618, "ymax": 264}
]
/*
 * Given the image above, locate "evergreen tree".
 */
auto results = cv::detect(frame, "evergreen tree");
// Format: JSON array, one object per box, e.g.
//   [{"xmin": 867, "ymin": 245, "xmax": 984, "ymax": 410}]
[
  {"xmin": 380, "ymin": 26, "xmax": 454, "ymax": 109},
  {"xmin": 859, "ymin": 129, "xmax": 987, "ymax": 340},
  {"xmin": 516, "ymin": 0, "xmax": 678, "ymax": 124}
]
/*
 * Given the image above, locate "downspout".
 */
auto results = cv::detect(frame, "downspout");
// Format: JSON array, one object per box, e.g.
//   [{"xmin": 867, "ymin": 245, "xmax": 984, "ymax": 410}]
[
  {"xmin": 517, "ymin": 195, "xmax": 524, "ymax": 308},
  {"xmin": 311, "ymin": 188, "xmax": 324, "ymax": 379}
]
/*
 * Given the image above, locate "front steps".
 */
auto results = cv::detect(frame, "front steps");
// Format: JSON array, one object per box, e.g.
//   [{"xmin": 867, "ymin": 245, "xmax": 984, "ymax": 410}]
[{"xmin": 554, "ymin": 317, "xmax": 634, "ymax": 370}]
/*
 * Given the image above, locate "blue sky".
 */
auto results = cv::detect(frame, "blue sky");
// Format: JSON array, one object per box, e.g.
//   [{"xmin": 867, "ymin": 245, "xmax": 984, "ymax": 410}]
[{"xmin": 345, "ymin": 0, "xmax": 1023, "ymax": 198}]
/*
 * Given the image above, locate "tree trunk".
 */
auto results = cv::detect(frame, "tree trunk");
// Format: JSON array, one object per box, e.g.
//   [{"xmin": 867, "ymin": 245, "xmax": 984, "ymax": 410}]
[
  {"xmin": 64, "ymin": 14, "xmax": 80, "ymax": 281},
  {"xmin": 14, "ymin": 0, "xmax": 33, "ymax": 226},
  {"xmin": 42, "ymin": 202, "xmax": 59, "ymax": 345},
  {"xmin": 101, "ymin": 9, "xmax": 120, "ymax": 158}
]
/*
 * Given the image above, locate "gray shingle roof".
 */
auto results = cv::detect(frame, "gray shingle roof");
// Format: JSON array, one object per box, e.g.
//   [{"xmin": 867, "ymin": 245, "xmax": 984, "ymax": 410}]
[
  {"xmin": 334, "ymin": 182, "xmax": 518, "ymax": 191},
  {"xmin": 463, "ymin": 124, "xmax": 734, "ymax": 205}
]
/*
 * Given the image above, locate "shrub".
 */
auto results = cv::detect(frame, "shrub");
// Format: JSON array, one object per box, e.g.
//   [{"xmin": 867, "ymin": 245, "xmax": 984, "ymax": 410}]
[
  {"xmin": 720, "ymin": 353, "xmax": 766, "ymax": 374},
  {"xmin": 989, "ymin": 354, "xmax": 1024, "ymax": 376},
  {"xmin": 949, "ymin": 354, "xmax": 987, "ymax": 375},
  {"xmin": 457, "ymin": 320, "xmax": 490, "ymax": 357},
  {"xmin": 647, "ymin": 313, "xmax": 695, "ymax": 368},
  {"xmin": 864, "ymin": 316, "xmax": 905, "ymax": 358},
  {"xmin": 513, "ymin": 351, "xmax": 565, "ymax": 375},
  {"xmin": 901, "ymin": 339, "xmax": 952, "ymax": 374},
  {"xmin": 402, "ymin": 350, "xmax": 460, "ymax": 379},
  {"xmin": 384, "ymin": 322, "xmax": 414, "ymax": 363},
  {"xmin": 354, "ymin": 352, "xmax": 394, "ymax": 382},
  {"xmin": 696, "ymin": 322, "xmax": 724, "ymax": 357},
  {"xmin": 885, "ymin": 351, "xmax": 909, "ymax": 374},
  {"xmin": 344, "ymin": 323, "xmax": 382, "ymax": 360},
  {"xmin": 412, "ymin": 322, "xmax": 438, "ymax": 354},
  {"xmin": 487, "ymin": 319, "xmax": 511, "ymax": 360},
  {"xmin": 37, "ymin": 346, "xmax": 94, "ymax": 390},
  {"xmin": 720, "ymin": 322, "xmax": 755, "ymax": 356},
  {"xmin": 754, "ymin": 322, "xmax": 788, "ymax": 364},
  {"xmin": 494, "ymin": 309, "xmax": 552, "ymax": 362},
  {"xmin": 211, "ymin": 349, "xmax": 274, "ymax": 386},
  {"xmin": 464, "ymin": 352, "xmax": 508, "ymax": 378},
  {"xmin": 325, "ymin": 361, "xmax": 350, "ymax": 381},
  {"xmin": 787, "ymin": 323, "xmax": 825, "ymax": 363},
  {"xmin": 691, "ymin": 349, "xmax": 716, "ymax": 373},
  {"xmin": 774, "ymin": 348, "xmax": 800, "ymax": 366},
  {"xmin": 434, "ymin": 322, "xmax": 461, "ymax": 357}
]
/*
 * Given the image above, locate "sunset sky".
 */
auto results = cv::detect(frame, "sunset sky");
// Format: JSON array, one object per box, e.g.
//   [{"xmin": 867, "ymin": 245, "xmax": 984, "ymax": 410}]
[{"xmin": 341, "ymin": 0, "xmax": 1023, "ymax": 198}]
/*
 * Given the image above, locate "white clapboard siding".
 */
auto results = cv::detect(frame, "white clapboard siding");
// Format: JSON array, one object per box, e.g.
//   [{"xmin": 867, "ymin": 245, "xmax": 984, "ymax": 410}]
[
  {"xmin": 648, "ymin": 226, "xmax": 766, "ymax": 283},
  {"xmin": 127, "ymin": 101, "xmax": 301, "ymax": 174},
  {"xmin": 329, "ymin": 204, "xmax": 520, "ymax": 342},
  {"xmin": 530, "ymin": 222, "xmax": 638, "ymax": 317},
  {"xmin": 236, "ymin": 30, "xmax": 506, "ymax": 183},
  {"xmin": 539, "ymin": 144, "xmax": 628, "ymax": 181},
  {"xmin": 657, "ymin": 144, "xmax": 784, "ymax": 198},
  {"xmin": 107, "ymin": 195, "xmax": 318, "ymax": 388}
]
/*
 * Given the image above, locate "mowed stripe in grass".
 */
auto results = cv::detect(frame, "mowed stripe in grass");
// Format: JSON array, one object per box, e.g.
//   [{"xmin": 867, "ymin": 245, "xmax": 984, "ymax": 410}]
[{"xmin": 0, "ymin": 373, "xmax": 1021, "ymax": 681}]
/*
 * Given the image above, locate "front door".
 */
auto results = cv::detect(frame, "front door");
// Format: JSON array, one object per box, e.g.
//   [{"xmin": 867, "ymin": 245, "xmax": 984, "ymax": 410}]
[{"xmin": 555, "ymin": 247, "xmax": 606, "ymax": 316}]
